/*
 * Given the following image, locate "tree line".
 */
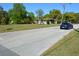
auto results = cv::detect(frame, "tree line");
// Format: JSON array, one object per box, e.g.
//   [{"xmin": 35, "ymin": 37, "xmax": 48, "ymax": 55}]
[{"xmin": 0, "ymin": 3, "xmax": 79, "ymax": 25}]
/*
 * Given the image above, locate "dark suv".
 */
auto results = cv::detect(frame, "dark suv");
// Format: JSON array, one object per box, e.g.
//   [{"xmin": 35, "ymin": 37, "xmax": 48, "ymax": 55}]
[{"xmin": 60, "ymin": 21, "xmax": 73, "ymax": 29}]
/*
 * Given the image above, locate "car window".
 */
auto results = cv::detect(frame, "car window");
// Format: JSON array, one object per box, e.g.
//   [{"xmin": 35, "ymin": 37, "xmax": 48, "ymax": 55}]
[{"xmin": 62, "ymin": 22, "xmax": 67, "ymax": 25}]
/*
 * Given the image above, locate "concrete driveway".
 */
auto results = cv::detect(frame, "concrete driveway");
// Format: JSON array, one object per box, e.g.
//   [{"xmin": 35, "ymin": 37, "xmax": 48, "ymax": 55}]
[{"xmin": 0, "ymin": 26, "xmax": 75, "ymax": 56}]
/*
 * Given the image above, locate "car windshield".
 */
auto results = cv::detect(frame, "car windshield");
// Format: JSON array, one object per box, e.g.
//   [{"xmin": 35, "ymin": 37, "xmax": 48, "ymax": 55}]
[{"xmin": 62, "ymin": 22, "xmax": 68, "ymax": 25}]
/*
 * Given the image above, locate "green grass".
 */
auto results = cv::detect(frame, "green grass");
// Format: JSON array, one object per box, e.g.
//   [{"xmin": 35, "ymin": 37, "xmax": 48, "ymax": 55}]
[
  {"xmin": 42, "ymin": 29, "xmax": 79, "ymax": 56},
  {"xmin": 0, "ymin": 24, "xmax": 58, "ymax": 33}
]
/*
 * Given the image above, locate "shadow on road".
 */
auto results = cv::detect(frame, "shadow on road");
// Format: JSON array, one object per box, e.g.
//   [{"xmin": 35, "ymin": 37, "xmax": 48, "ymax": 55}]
[{"xmin": 0, "ymin": 45, "xmax": 19, "ymax": 56}]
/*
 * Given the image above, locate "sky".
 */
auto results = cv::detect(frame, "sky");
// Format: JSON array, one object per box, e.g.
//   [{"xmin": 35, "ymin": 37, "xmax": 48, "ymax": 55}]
[{"xmin": 0, "ymin": 3, "xmax": 79, "ymax": 16}]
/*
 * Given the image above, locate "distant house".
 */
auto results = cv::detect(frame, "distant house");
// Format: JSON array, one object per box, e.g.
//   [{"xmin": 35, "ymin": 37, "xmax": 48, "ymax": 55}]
[{"xmin": 34, "ymin": 18, "xmax": 55, "ymax": 24}]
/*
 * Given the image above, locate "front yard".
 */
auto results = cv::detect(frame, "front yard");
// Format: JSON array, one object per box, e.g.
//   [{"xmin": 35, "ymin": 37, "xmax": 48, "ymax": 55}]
[
  {"xmin": 0, "ymin": 24, "xmax": 58, "ymax": 33},
  {"xmin": 42, "ymin": 29, "xmax": 79, "ymax": 56}
]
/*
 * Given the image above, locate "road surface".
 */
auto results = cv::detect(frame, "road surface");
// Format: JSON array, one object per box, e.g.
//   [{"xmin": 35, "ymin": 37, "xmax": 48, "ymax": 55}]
[{"xmin": 0, "ymin": 25, "xmax": 77, "ymax": 56}]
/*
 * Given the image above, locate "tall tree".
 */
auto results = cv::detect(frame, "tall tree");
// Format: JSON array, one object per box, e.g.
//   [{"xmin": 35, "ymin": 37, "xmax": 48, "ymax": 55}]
[
  {"xmin": 0, "ymin": 6, "xmax": 9, "ymax": 25},
  {"xmin": 36, "ymin": 9, "xmax": 44, "ymax": 21},
  {"xmin": 49, "ymin": 9, "xmax": 62, "ymax": 24},
  {"xmin": 8, "ymin": 3, "xmax": 27, "ymax": 24}
]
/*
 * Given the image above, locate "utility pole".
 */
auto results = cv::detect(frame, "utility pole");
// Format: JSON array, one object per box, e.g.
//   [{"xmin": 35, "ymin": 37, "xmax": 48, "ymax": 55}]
[
  {"xmin": 61, "ymin": 3, "xmax": 71, "ymax": 23},
  {"xmin": 61, "ymin": 3, "xmax": 66, "ymax": 23}
]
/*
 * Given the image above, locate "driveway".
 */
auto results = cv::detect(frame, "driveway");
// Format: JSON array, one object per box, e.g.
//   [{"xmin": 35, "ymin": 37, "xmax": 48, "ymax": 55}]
[{"xmin": 0, "ymin": 26, "xmax": 74, "ymax": 56}]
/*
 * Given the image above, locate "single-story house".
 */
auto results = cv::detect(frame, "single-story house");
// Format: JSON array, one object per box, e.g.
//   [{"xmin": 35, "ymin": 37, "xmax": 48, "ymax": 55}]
[{"xmin": 34, "ymin": 18, "xmax": 55, "ymax": 24}]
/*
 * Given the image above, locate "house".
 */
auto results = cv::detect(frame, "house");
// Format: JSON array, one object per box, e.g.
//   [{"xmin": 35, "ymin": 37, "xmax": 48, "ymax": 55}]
[{"xmin": 34, "ymin": 18, "xmax": 55, "ymax": 24}]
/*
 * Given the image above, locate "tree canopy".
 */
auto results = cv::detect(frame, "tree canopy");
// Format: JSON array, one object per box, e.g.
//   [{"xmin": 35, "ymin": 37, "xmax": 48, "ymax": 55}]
[
  {"xmin": 36, "ymin": 9, "xmax": 44, "ymax": 20},
  {"xmin": 64, "ymin": 12, "xmax": 77, "ymax": 23},
  {"xmin": 8, "ymin": 3, "xmax": 27, "ymax": 24},
  {"xmin": 49, "ymin": 9, "xmax": 62, "ymax": 24},
  {"xmin": 0, "ymin": 6, "xmax": 9, "ymax": 25}
]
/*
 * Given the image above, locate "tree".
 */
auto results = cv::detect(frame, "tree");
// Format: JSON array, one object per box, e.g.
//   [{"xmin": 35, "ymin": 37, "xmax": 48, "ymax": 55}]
[
  {"xmin": 0, "ymin": 6, "xmax": 9, "ymax": 25},
  {"xmin": 0, "ymin": 6, "xmax": 3, "ymax": 11},
  {"xmin": 28, "ymin": 12, "xmax": 35, "ymax": 23},
  {"xmin": 75, "ymin": 13, "xmax": 79, "ymax": 23},
  {"xmin": 36, "ymin": 9, "xmax": 44, "ymax": 21},
  {"xmin": 8, "ymin": 3, "xmax": 27, "ymax": 24},
  {"xmin": 43, "ymin": 14, "xmax": 51, "ymax": 21},
  {"xmin": 23, "ymin": 12, "xmax": 35, "ymax": 24},
  {"xmin": 64, "ymin": 12, "xmax": 77, "ymax": 23},
  {"xmin": 49, "ymin": 9, "xmax": 62, "ymax": 24},
  {"xmin": 44, "ymin": 14, "xmax": 50, "ymax": 18},
  {"xmin": 60, "ymin": 3, "xmax": 72, "ymax": 23}
]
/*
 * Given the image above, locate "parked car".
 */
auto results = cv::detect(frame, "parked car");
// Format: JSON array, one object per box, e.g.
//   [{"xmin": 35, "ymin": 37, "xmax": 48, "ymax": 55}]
[{"xmin": 60, "ymin": 21, "xmax": 73, "ymax": 29}]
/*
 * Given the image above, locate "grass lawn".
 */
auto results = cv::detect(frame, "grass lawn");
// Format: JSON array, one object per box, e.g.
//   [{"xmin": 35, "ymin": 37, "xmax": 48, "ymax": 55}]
[
  {"xmin": 42, "ymin": 29, "xmax": 79, "ymax": 56},
  {"xmin": 0, "ymin": 24, "xmax": 58, "ymax": 33}
]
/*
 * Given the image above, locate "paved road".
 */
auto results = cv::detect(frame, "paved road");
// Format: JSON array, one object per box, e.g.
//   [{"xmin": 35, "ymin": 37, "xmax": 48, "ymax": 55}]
[{"xmin": 0, "ymin": 25, "xmax": 77, "ymax": 56}]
